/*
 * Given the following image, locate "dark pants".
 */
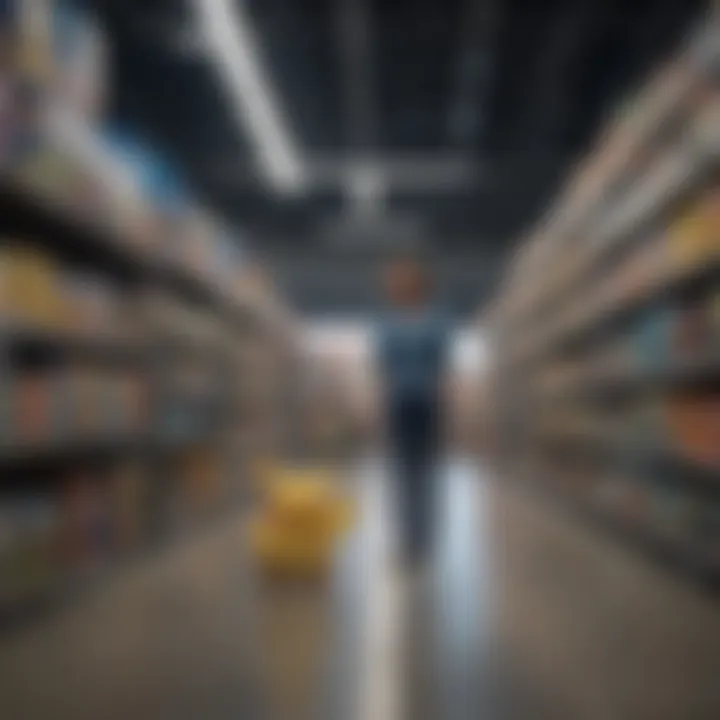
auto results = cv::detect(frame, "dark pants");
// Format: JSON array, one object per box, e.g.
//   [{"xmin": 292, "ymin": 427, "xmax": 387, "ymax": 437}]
[{"xmin": 389, "ymin": 396, "xmax": 440, "ymax": 564}]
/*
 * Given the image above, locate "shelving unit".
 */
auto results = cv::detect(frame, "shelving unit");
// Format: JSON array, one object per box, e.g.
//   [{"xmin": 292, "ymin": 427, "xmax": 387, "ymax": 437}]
[
  {"xmin": 0, "ymin": 1, "xmax": 299, "ymax": 618},
  {"xmin": 487, "ymin": 18, "xmax": 720, "ymax": 586}
]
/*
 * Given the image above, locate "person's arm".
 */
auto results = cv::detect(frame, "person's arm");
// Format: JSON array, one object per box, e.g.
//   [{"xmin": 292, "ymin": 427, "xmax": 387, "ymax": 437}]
[
  {"xmin": 371, "ymin": 321, "xmax": 388, "ymax": 437},
  {"xmin": 437, "ymin": 313, "xmax": 453, "ymax": 408},
  {"xmin": 374, "ymin": 319, "xmax": 391, "ymax": 385}
]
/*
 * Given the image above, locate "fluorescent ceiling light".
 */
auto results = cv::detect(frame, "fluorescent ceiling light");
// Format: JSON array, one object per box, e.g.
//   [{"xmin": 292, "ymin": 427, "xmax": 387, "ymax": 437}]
[{"xmin": 196, "ymin": 0, "xmax": 304, "ymax": 192}]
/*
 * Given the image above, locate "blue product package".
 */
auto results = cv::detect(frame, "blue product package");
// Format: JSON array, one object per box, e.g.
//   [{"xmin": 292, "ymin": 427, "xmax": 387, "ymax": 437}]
[
  {"xmin": 633, "ymin": 307, "xmax": 674, "ymax": 372},
  {"xmin": 106, "ymin": 128, "xmax": 188, "ymax": 213},
  {"xmin": 106, "ymin": 128, "xmax": 190, "ymax": 258}
]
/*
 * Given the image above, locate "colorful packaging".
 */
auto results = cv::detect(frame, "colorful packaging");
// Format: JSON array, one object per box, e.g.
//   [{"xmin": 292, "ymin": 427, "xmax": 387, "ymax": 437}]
[
  {"xmin": 667, "ymin": 392, "xmax": 720, "ymax": 468},
  {"xmin": 60, "ymin": 474, "xmax": 111, "ymax": 573},
  {"xmin": 52, "ymin": 369, "xmax": 77, "ymax": 440},
  {"xmin": 673, "ymin": 294, "xmax": 714, "ymax": 362},
  {"xmin": 0, "ymin": 245, "xmax": 61, "ymax": 328},
  {"xmin": 14, "ymin": 372, "xmax": 52, "ymax": 443},
  {"xmin": 669, "ymin": 187, "xmax": 720, "ymax": 272},
  {"xmin": 0, "ymin": 496, "xmax": 61, "ymax": 607},
  {"xmin": 111, "ymin": 463, "xmax": 147, "ymax": 553},
  {"xmin": 711, "ymin": 290, "xmax": 720, "ymax": 352},
  {"xmin": 51, "ymin": 3, "xmax": 107, "ymax": 122},
  {"xmin": 633, "ymin": 307, "xmax": 675, "ymax": 371}
]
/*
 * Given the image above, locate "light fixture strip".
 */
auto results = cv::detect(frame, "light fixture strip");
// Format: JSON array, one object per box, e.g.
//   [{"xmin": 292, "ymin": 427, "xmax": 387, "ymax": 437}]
[{"xmin": 196, "ymin": 0, "xmax": 303, "ymax": 191}]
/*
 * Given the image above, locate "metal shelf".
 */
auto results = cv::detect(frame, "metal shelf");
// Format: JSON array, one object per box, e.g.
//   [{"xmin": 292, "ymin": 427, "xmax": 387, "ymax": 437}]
[
  {"xmin": 0, "ymin": 434, "xmax": 150, "ymax": 468},
  {"xmin": 536, "ymin": 353, "xmax": 720, "ymax": 403},
  {"xmin": 512, "ymin": 258, "xmax": 720, "ymax": 367},
  {"xmin": 0, "ymin": 179, "xmax": 252, "ymax": 331},
  {"xmin": 533, "ymin": 479, "xmax": 720, "ymax": 588},
  {"xmin": 537, "ymin": 433, "xmax": 720, "ymax": 496},
  {"xmin": 4, "ymin": 327, "xmax": 149, "ymax": 363}
]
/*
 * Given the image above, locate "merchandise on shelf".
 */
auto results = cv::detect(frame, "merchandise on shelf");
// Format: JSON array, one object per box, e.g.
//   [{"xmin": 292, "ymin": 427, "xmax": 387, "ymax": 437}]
[
  {"xmin": 672, "ymin": 291, "xmax": 715, "ymax": 362},
  {"xmin": 145, "ymin": 294, "xmax": 225, "ymax": 350},
  {"xmin": 0, "ymin": 242, "xmax": 142, "ymax": 339},
  {"xmin": 0, "ymin": 244, "xmax": 61, "ymax": 328},
  {"xmin": 712, "ymin": 289, "xmax": 720, "ymax": 351},
  {"xmin": 13, "ymin": 372, "xmax": 52, "ymax": 443},
  {"xmin": 60, "ymin": 472, "xmax": 113, "ymax": 574},
  {"xmin": 2, "ymin": 2, "xmax": 102, "ymax": 108},
  {"xmin": 5, "ymin": 367, "xmax": 147, "ymax": 447},
  {"xmin": 180, "ymin": 208, "xmax": 221, "ymax": 282},
  {"xmin": 632, "ymin": 306, "xmax": 675, "ymax": 371},
  {"xmin": 110, "ymin": 462, "xmax": 150, "ymax": 554},
  {"xmin": 667, "ymin": 391, "xmax": 720, "ymax": 468},
  {"xmin": 0, "ymin": 494, "xmax": 61, "ymax": 608},
  {"xmin": 0, "ymin": 1, "xmax": 302, "ymax": 621},
  {"xmin": 669, "ymin": 185, "xmax": 720, "ymax": 273},
  {"xmin": 485, "ymin": 19, "xmax": 720, "ymax": 577},
  {"xmin": 50, "ymin": 2, "xmax": 107, "ymax": 122}
]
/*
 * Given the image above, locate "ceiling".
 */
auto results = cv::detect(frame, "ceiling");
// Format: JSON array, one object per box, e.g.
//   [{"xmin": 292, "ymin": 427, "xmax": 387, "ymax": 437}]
[{"xmin": 82, "ymin": 0, "xmax": 708, "ymax": 316}]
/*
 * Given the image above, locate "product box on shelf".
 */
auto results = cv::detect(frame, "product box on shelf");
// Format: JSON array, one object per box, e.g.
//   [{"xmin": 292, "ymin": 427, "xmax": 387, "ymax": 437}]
[
  {"xmin": 632, "ymin": 306, "xmax": 676, "ymax": 371},
  {"xmin": 102, "ymin": 130, "xmax": 171, "ymax": 256},
  {"xmin": 669, "ymin": 185, "xmax": 720, "ymax": 274},
  {"xmin": 2, "ymin": 0, "xmax": 106, "ymax": 117},
  {"xmin": 711, "ymin": 289, "xmax": 720, "ymax": 352},
  {"xmin": 2, "ymin": 0, "xmax": 53, "ymax": 85},
  {"xmin": 12, "ymin": 113, "xmax": 110, "ymax": 223},
  {"xmin": 0, "ymin": 244, "xmax": 134, "ymax": 336},
  {"xmin": 613, "ymin": 232, "xmax": 671, "ymax": 305},
  {"xmin": 0, "ymin": 50, "xmax": 45, "ymax": 167},
  {"xmin": 165, "ymin": 447, "xmax": 225, "ymax": 528},
  {"xmin": 0, "ymin": 244, "xmax": 63, "ymax": 329},
  {"xmin": 0, "ymin": 495, "xmax": 62, "ymax": 609},
  {"xmin": 180, "ymin": 208, "xmax": 215, "ymax": 280},
  {"xmin": 667, "ymin": 391, "xmax": 720, "ymax": 468},
  {"xmin": 60, "ymin": 472, "xmax": 114, "ymax": 574},
  {"xmin": 110, "ymin": 462, "xmax": 149, "ymax": 554},
  {"xmin": 50, "ymin": 2, "xmax": 107, "ymax": 123},
  {"xmin": 673, "ymin": 292, "xmax": 716, "ymax": 362},
  {"xmin": 12, "ymin": 372, "xmax": 53, "ymax": 444}
]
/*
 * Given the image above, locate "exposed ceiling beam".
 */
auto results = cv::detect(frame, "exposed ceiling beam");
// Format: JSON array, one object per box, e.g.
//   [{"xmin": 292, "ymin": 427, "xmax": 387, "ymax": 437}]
[
  {"xmin": 336, "ymin": 0, "xmax": 382, "ymax": 214},
  {"xmin": 337, "ymin": 0, "xmax": 377, "ymax": 151},
  {"xmin": 449, "ymin": 0, "xmax": 499, "ymax": 147},
  {"xmin": 202, "ymin": 154, "xmax": 479, "ymax": 192},
  {"xmin": 524, "ymin": 0, "xmax": 604, "ymax": 150}
]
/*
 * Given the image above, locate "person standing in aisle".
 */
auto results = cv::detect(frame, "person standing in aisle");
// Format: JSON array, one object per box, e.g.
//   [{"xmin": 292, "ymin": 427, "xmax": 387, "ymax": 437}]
[{"xmin": 376, "ymin": 255, "xmax": 450, "ymax": 568}]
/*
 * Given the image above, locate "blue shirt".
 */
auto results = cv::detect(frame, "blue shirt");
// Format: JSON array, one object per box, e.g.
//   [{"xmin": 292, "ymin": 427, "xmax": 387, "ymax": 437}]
[{"xmin": 377, "ymin": 311, "xmax": 449, "ymax": 406}]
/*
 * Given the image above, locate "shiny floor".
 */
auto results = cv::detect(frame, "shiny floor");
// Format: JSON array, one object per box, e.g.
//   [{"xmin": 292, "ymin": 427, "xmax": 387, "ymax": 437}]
[{"xmin": 1, "ymin": 458, "xmax": 720, "ymax": 720}]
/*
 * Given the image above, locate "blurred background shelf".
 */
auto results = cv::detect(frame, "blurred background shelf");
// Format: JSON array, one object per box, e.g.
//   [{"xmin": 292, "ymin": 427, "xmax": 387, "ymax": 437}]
[
  {"xmin": 527, "ymin": 475, "xmax": 720, "ymax": 588},
  {"xmin": 0, "ymin": 0, "xmax": 304, "ymax": 624},
  {"xmin": 536, "ymin": 354, "xmax": 720, "ymax": 403},
  {"xmin": 0, "ymin": 177, "xmax": 255, "ymax": 328},
  {"xmin": 0, "ymin": 177, "xmax": 150, "ymax": 282},
  {"xmin": 514, "ymin": 259, "xmax": 720, "ymax": 366},
  {"xmin": 0, "ymin": 434, "xmax": 150, "ymax": 468},
  {"xmin": 488, "ymin": 15, "xmax": 720, "ymax": 589},
  {"xmin": 3, "ymin": 327, "xmax": 150, "ymax": 363}
]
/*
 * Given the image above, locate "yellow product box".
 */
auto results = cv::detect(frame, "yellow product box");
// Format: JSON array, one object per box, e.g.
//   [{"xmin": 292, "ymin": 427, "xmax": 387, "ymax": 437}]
[
  {"xmin": 669, "ymin": 189, "xmax": 720, "ymax": 272},
  {"xmin": 0, "ymin": 245, "xmax": 61, "ymax": 327}
]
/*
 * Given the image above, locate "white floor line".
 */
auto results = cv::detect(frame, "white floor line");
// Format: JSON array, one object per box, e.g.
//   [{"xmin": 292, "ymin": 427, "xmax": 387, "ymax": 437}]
[{"xmin": 356, "ymin": 462, "xmax": 402, "ymax": 720}]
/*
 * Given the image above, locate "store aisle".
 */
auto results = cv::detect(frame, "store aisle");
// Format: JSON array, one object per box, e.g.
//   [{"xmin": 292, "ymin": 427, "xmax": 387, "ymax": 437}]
[
  {"xmin": 493, "ymin": 480, "xmax": 720, "ymax": 720},
  {"xmin": 0, "ymin": 458, "xmax": 492, "ymax": 720},
  {"xmin": 1, "ymin": 459, "xmax": 720, "ymax": 720},
  {"xmin": 0, "ymin": 518, "xmax": 262, "ymax": 720}
]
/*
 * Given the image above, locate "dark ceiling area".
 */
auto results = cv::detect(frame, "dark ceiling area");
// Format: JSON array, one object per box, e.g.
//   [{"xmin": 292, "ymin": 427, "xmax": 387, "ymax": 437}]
[{"xmin": 82, "ymin": 0, "xmax": 708, "ymax": 316}]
